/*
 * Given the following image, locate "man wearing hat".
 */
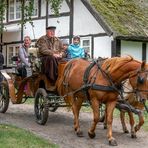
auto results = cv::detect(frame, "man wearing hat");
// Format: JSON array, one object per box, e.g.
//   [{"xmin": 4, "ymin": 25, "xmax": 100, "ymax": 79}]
[{"xmin": 36, "ymin": 26, "xmax": 65, "ymax": 88}]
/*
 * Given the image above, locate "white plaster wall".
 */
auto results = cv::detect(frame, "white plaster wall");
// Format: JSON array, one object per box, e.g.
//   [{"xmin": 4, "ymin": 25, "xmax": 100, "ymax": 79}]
[
  {"xmin": 3, "ymin": 31, "xmax": 21, "ymax": 42},
  {"xmin": 24, "ymin": 20, "xmax": 46, "ymax": 39},
  {"xmin": 93, "ymin": 36, "xmax": 112, "ymax": 58},
  {"xmin": 74, "ymin": 0, "xmax": 105, "ymax": 35},
  {"xmin": 48, "ymin": 16, "xmax": 69, "ymax": 37},
  {"xmin": 59, "ymin": 0, "xmax": 70, "ymax": 13},
  {"xmin": 121, "ymin": 41, "xmax": 142, "ymax": 61}
]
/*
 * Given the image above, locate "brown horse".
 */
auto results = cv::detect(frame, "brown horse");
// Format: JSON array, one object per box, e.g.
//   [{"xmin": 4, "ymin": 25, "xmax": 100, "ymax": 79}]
[
  {"xmin": 118, "ymin": 78, "xmax": 148, "ymax": 138},
  {"xmin": 56, "ymin": 56, "xmax": 148, "ymax": 146},
  {"xmin": 103, "ymin": 78, "xmax": 148, "ymax": 139}
]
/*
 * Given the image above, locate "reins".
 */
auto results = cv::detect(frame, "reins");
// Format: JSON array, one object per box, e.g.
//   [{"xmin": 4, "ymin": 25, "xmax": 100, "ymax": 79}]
[{"xmin": 60, "ymin": 58, "xmax": 148, "ymax": 113}]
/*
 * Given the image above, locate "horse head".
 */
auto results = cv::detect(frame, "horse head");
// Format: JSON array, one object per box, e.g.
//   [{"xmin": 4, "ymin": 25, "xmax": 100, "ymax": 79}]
[{"xmin": 128, "ymin": 61, "xmax": 148, "ymax": 111}]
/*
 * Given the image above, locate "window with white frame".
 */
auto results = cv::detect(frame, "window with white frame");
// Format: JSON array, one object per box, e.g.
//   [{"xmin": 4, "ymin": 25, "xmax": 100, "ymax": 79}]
[
  {"xmin": 9, "ymin": 0, "xmax": 21, "ymax": 21},
  {"xmin": 25, "ymin": 0, "xmax": 38, "ymax": 17},
  {"xmin": 80, "ymin": 37, "xmax": 92, "ymax": 58},
  {"xmin": 9, "ymin": 0, "xmax": 38, "ymax": 21},
  {"xmin": 7, "ymin": 45, "xmax": 20, "ymax": 66}
]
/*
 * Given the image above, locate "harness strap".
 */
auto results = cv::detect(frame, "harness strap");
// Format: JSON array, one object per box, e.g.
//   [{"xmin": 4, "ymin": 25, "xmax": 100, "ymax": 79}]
[
  {"xmin": 83, "ymin": 60, "xmax": 96, "ymax": 84},
  {"xmin": 91, "ymin": 84, "xmax": 116, "ymax": 91}
]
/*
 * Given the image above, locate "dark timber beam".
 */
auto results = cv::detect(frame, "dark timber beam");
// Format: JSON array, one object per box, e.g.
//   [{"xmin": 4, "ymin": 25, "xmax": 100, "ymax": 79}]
[
  {"xmin": 46, "ymin": 0, "xmax": 49, "ymax": 28},
  {"xmin": 69, "ymin": 0, "xmax": 74, "ymax": 43},
  {"xmin": 111, "ymin": 39, "xmax": 121, "ymax": 57},
  {"xmin": 38, "ymin": 0, "xmax": 41, "ymax": 18},
  {"xmin": 142, "ymin": 43, "xmax": 146, "ymax": 61},
  {"xmin": 21, "ymin": 0, "xmax": 25, "ymax": 41}
]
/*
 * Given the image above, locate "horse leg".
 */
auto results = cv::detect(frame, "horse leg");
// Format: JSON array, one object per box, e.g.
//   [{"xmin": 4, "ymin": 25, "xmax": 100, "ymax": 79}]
[
  {"xmin": 134, "ymin": 112, "xmax": 144, "ymax": 134},
  {"xmin": 103, "ymin": 106, "xmax": 107, "ymax": 129},
  {"xmin": 127, "ymin": 111, "xmax": 137, "ymax": 138},
  {"xmin": 88, "ymin": 98, "xmax": 99, "ymax": 139},
  {"xmin": 72, "ymin": 97, "xmax": 84, "ymax": 137},
  {"xmin": 120, "ymin": 110, "xmax": 129, "ymax": 133},
  {"xmin": 106, "ymin": 101, "xmax": 118, "ymax": 146}
]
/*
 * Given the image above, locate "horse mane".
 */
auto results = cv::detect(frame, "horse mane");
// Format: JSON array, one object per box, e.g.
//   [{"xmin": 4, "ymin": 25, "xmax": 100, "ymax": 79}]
[{"xmin": 101, "ymin": 55, "xmax": 134, "ymax": 73}]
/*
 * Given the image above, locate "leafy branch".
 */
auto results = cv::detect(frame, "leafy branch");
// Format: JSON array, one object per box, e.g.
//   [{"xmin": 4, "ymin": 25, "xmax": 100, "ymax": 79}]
[
  {"xmin": 48, "ymin": 0, "xmax": 63, "ymax": 16},
  {"xmin": 20, "ymin": 0, "xmax": 35, "ymax": 27}
]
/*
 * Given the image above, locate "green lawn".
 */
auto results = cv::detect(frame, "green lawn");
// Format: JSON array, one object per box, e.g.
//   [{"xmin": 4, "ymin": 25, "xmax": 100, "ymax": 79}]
[{"xmin": 0, "ymin": 124, "xmax": 59, "ymax": 148}]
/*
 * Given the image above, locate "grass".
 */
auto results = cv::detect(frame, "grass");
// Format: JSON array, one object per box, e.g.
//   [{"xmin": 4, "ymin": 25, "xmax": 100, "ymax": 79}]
[
  {"xmin": 0, "ymin": 124, "xmax": 59, "ymax": 148},
  {"xmin": 25, "ymin": 97, "xmax": 34, "ymax": 104}
]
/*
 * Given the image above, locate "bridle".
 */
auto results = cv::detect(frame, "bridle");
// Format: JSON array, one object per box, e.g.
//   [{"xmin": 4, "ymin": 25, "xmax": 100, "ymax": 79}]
[{"xmin": 122, "ymin": 70, "xmax": 148, "ymax": 112}]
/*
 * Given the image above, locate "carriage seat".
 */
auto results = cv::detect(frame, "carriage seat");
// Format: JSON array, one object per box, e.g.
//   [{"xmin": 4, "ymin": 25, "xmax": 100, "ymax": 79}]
[
  {"xmin": 11, "ymin": 55, "xmax": 32, "ymax": 77},
  {"xmin": 28, "ymin": 47, "xmax": 41, "ymax": 72}
]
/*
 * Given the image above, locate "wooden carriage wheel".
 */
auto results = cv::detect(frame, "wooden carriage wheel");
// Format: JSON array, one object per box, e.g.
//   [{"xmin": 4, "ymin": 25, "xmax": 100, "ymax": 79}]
[
  {"xmin": 34, "ymin": 88, "xmax": 49, "ymax": 125},
  {"xmin": 0, "ymin": 81, "xmax": 10, "ymax": 113}
]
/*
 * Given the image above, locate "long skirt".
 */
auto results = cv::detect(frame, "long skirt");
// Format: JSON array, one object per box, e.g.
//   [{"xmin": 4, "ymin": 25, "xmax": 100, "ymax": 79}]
[{"xmin": 41, "ymin": 56, "xmax": 59, "ymax": 83}]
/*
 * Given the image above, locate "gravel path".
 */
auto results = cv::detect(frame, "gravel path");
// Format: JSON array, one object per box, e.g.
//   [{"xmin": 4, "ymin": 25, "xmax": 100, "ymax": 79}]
[{"xmin": 0, "ymin": 103, "xmax": 148, "ymax": 148}]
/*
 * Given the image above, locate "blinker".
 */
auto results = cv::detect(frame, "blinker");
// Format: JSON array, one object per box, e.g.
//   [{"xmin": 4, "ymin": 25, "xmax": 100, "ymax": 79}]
[{"xmin": 137, "ymin": 76, "xmax": 144, "ymax": 84}]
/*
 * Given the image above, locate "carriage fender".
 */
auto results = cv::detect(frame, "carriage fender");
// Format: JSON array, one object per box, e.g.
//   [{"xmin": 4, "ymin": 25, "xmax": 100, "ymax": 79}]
[{"xmin": 1, "ymin": 70, "xmax": 17, "ymax": 103}]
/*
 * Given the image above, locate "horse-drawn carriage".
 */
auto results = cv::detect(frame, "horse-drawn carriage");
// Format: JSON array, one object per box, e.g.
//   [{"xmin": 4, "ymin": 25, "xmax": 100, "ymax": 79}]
[
  {"xmin": 0, "ymin": 51, "xmax": 72, "ymax": 125},
  {"xmin": 0, "ymin": 53, "xmax": 148, "ymax": 146}
]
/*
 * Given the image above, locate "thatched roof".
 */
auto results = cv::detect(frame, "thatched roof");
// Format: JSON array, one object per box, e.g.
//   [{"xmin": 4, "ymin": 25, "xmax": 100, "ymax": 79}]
[{"xmin": 83, "ymin": 0, "xmax": 148, "ymax": 41}]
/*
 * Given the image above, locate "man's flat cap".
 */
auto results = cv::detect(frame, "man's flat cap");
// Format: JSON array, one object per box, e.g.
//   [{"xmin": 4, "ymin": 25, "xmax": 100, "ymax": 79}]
[{"xmin": 46, "ymin": 26, "xmax": 56, "ymax": 30}]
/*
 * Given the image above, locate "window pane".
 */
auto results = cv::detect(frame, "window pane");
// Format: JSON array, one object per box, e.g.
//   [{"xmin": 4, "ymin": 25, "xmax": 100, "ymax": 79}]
[
  {"xmin": 10, "ymin": 14, "xmax": 14, "ymax": 20},
  {"xmin": 8, "ymin": 47, "xmax": 13, "ymax": 65},
  {"xmin": 10, "ymin": 0, "xmax": 14, "ymax": 4},
  {"xmin": 32, "ymin": 0, "xmax": 38, "ymax": 16},
  {"xmin": 10, "ymin": 7, "xmax": 14, "ymax": 12},
  {"xmin": 83, "ymin": 40, "xmax": 89, "ymax": 46},
  {"xmin": 16, "ymin": 0, "xmax": 21, "ymax": 19},
  {"xmin": 15, "ymin": 46, "xmax": 19, "ymax": 55},
  {"xmin": 84, "ymin": 47, "xmax": 90, "ymax": 52},
  {"xmin": 16, "ymin": 13, "xmax": 21, "ymax": 19},
  {"xmin": 25, "ymin": 0, "xmax": 38, "ymax": 17}
]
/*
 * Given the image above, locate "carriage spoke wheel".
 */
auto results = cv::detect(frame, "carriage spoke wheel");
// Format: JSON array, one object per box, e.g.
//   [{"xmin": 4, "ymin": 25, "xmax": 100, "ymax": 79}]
[
  {"xmin": 34, "ymin": 88, "xmax": 49, "ymax": 125},
  {"xmin": 0, "ymin": 81, "xmax": 10, "ymax": 113},
  {"xmin": 99, "ymin": 103, "xmax": 105, "ymax": 122}
]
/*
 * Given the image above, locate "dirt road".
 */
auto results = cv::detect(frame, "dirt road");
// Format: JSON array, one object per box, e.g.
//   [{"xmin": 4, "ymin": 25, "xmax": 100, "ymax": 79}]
[{"xmin": 0, "ymin": 103, "xmax": 148, "ymax": 148}]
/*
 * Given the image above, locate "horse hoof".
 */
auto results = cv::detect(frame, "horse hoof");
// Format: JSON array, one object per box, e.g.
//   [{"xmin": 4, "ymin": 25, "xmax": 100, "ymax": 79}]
[
  {"xmin": 76, "ymin": 131, "xmax": 83, "ymax": 137},
  {"xmin": 109, "ymin": 139, "xmax": 118, "ymax": 146},
  {"xmin": 134, "ymin": 126, "xmax": 138, "ymax": 132},
  {"xmin": 124, "ymin": 130, "xmax": 129, "ymax": 133},
  {"xmin": 88, "ymin": 131, "xmax": 96, "ymax": 139},
  {"xmin": 131, "ymin": 134, "xmax": 137, "ymax": 138}
]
